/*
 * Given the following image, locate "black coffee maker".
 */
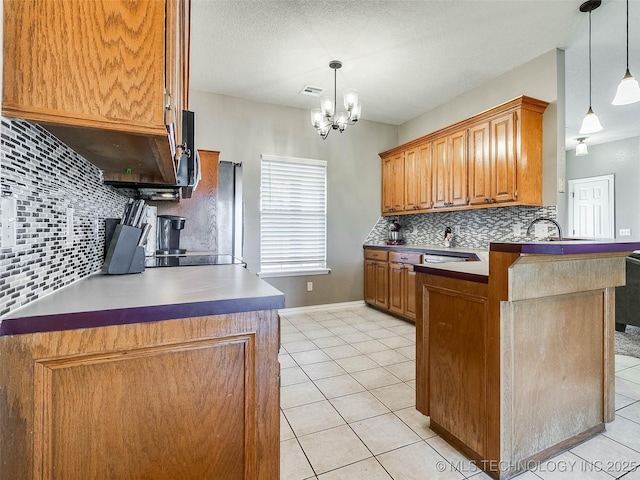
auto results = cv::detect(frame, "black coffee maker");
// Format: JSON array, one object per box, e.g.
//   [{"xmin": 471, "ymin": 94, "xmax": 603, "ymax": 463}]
[{"xmin": 156, "ymin": 215, "xmax": 187, "ymax": 255}]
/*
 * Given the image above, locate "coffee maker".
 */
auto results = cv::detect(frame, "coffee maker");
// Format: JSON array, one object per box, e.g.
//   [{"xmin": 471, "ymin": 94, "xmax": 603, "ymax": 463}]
[{"xmin": 156, "ymin": 215, "xmax": 187, "ymax": 254}]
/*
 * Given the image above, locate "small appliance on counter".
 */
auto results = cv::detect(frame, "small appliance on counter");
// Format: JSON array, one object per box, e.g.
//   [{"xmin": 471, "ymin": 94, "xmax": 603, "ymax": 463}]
[
  {"xmin": 156, "ymin": 215, "xmax": 187, "ymax": 255},
  {"xmin": 387, "ymin": 219, "xmax": 403, "ymax": 245}
]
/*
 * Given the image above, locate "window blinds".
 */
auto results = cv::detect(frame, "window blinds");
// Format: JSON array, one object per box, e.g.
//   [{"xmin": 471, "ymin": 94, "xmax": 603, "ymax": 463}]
[{"xmin": 260, "ymin": 155, "xmax": 328, "ymax": 275}]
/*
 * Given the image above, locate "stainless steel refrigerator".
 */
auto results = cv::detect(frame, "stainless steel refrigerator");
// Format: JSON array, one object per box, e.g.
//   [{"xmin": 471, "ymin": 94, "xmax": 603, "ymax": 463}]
[{"xmin": 217, "ymin": 161, "xmax": 243, "ymax": 259}]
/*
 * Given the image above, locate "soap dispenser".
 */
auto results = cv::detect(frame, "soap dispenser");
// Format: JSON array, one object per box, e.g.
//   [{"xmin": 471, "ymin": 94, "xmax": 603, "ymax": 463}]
[{"xmin": 444, "ymin": 226, "xmax": 453, "ymax": 247}]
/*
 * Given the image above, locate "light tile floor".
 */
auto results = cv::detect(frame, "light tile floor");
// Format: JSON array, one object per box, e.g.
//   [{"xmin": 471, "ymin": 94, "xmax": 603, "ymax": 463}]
[{"xmin": 279, "ymin": 305, "xmax": 640, "ymax": 480}]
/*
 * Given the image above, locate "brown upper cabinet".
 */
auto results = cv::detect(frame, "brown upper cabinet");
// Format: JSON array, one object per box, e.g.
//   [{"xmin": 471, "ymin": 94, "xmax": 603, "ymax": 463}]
[
  {"xmin": 2, "ymin": 0, "xmax": 191, "ymax": 185},
  {"xmin": 379, "ymin": 96, "xmax": 548, "ymax": 216}
]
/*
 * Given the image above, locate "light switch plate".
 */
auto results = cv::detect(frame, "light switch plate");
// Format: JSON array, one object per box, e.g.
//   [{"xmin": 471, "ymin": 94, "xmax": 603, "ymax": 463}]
[
  {"xmin": 66, "ymin": 207, "xmax": 74, "ymax": 246},
  {"xmin": 1, "ymin": 196, "xmax": 17, "ymax": 248}
]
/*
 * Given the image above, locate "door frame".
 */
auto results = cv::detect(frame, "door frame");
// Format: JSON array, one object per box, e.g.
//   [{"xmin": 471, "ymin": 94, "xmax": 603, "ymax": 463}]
[{"xmin": 567, "ymin": 174, "xmax": 615, "ymax": 239}]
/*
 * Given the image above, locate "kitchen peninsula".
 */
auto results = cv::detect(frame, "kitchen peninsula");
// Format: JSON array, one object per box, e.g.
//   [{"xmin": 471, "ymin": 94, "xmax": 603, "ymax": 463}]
[
  {"xmin": 0, "ymin": 265, "xmax": 284, "ymax": 480},
  {"xmin": 414, "ymin": 240, "xmax": 640, "ymax": 480}
]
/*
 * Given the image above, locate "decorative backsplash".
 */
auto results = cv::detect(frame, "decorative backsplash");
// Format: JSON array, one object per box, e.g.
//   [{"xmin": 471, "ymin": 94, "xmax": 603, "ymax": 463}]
[
  {"xmin": 364, "ymin": 205, "xmax": 558, "ymax": 248},
  {"xmin": 0, "ymin": 118, "xmax": 129, "ymax": 317}
]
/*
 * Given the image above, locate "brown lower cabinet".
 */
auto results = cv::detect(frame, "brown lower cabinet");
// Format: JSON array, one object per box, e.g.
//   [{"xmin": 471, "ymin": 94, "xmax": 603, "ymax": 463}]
[
  {"xmin": 0, "ymin": 311, "xmax": 280, "ymax": 480},
  {"xmin": 364, "ymin": 248, "xmax": 421, "ymax": 322}
]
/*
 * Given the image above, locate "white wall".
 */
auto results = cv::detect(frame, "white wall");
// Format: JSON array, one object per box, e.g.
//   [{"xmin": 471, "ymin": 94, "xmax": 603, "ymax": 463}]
[
  {"xmin": 398, "ymin": 49, "xmax": 564, "ymax": 214},
  {"xmin": 190, "ymin": 91, "xmax": 398, "ymax": 307}
]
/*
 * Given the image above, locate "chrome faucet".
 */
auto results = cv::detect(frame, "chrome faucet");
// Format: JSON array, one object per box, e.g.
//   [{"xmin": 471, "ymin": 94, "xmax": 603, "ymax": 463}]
[{"xmin": 526, "ymin": 217, "xmax": 563, "ymax": 240}]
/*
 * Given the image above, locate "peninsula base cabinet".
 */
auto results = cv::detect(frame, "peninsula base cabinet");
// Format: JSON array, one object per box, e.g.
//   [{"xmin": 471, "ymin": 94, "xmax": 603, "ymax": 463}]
[
  {"xmin": 416, "ymin": 251, "xmax": 625, "ymax": 479},
  {"xmin": 0, "ymin": 311, "xmax": 280, "ymax": 480}
]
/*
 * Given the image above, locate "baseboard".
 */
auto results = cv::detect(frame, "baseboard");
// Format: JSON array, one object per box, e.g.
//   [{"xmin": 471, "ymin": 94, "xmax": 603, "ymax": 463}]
[{"xmin": 279, "ymin": 300, "xmax": 366, "ymax": 315}]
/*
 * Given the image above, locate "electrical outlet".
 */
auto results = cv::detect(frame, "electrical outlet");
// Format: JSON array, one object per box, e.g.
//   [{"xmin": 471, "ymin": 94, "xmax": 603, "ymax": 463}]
[
  {"xmin": 534, "ymin": 224, "xmax": 548, "ymax": 238},
  {"xmin": 307, "ymin": 281, "xmax": 313, "ymax": 292},
  {"xmin": 512, "ymin": 224, "xmax": 522, "ymax": 236},
  {"xmin": 454, "ymin": 225, "xmax": 461, "ymax": 235},
  {"xmin": 620, "ymin": 228, "xmax": 632, "ymax": 237}
]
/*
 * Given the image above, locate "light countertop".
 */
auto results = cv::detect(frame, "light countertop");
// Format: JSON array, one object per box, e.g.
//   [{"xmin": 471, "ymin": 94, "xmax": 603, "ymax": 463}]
[{"xmin": 1, "ymin": 265, "xmax": 285, "ymax": 336}]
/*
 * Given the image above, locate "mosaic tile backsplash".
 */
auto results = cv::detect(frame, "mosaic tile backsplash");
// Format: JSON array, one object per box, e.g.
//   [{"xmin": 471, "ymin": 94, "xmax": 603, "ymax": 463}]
[
  {"xmin": 0, "ymin": 118, "xmax": 129, "ymax": 317},
  {"xmin": 364, "ymin": 205, "xmax": 558, "ymax": 249}
]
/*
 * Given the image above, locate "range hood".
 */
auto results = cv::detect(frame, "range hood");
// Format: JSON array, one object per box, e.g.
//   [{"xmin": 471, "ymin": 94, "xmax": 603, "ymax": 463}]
[{"xmin": 106, "ymin": 110, "xmax": 201, "ymax": 201}]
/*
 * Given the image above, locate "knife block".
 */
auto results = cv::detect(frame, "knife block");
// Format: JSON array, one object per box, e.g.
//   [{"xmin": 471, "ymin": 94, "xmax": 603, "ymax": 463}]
[{"xmin": 102, "ymin": 224, "xmax": 146, "ymax": 274}]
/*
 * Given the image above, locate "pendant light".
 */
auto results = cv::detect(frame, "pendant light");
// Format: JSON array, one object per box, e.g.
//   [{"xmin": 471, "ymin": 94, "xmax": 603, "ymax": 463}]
[
  {"xmin": 579, "ymin": 0, "xmax": 603, "ymax": 135},
  {"xmin": 612, "ymin": 0, "xmax": 640, "ymax": 105},
  {"xmin": 576, "ymin": 138, "xmax": 589, "ymax": 156}
]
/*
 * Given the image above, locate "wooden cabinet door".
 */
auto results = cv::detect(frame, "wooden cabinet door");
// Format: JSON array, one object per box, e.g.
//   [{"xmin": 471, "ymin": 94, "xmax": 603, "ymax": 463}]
[
  {"xmin": 417, "ymin": 143, "xmax": 432, "ymax": 210},
  {"xmin": 375, "ymin": 262, "xmax": 389, "ymax": 308},
  {"xmin": 364, "ymin": 260, "xmax": 377, "ymax": 304},
  {"xmin": 389, "ymin": 263, "xmax": 405, "ymax": 315},
  {"xmin": 404, "ymin": 148, "xmax": 419, "ymax": 211},
  {"xmin": 390, "ymin": 152, "xmax": 405, "ymax": 212},
  {"xmin": 468, "ymin": 122, "xmax": 491, "ymax": 205},
  {"xmin": 405, "ymin": 267, "xmax": 417, "ymax": 321},
  {"xmin": 490, "ymin": 112, "xmax": 517, "ymax": 203},
  {"xmin": 428, "ymin": 285, "xmax": 488, "ymax": 457},
  {"xmin": 431, "ymin": 137, "xmax": 449, "ymax": 208},
  {"xmin": 2, "ymin": 0, "xmax": 190, "ymax": 185},
  {"xmin": 381, "ymin": 156, "xmax": 394, "ymax": 213},
  {"xmin": 448, "ymin": 129, "xmax": 468, "ymax": 207}
]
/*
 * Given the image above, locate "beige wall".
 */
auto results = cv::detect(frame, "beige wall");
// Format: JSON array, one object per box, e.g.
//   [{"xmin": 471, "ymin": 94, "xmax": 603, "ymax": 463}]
[
  {"xmin": 399, "ymin": 49, "xmax": 565, "ymax": 214},
  {"xmin": 190, "ymin": 91, "xmax": 398, "ymax": 308}
]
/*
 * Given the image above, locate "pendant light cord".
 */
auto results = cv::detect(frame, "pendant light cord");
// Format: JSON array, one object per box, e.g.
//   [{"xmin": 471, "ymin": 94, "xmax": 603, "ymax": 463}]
[
  {"xmin": 589, "ymin": 8, "xmax": 593, "ymax": 107},
  {"xmin": 625, "ymin": 0, "xmax": 629, "ymax": 70}
]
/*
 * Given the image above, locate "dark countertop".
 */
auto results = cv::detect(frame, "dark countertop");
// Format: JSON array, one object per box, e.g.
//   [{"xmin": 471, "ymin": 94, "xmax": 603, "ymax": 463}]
[
  {"xmin": 0, "ymin": 265, "xmax": 285, "ymax": 336},
  {"xmin": 370, "ymin": 240, "xmax": 640, "ymax": 284},
  {"xmin": 491, "ymin": 240, "xmax": 640, "ymax": 255}
]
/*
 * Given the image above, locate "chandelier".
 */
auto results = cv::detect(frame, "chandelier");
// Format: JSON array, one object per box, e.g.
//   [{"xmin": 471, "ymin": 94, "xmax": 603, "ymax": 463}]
[{"xmin": 310, "ymin": 61, "xmax": 361, "ymax": 139}]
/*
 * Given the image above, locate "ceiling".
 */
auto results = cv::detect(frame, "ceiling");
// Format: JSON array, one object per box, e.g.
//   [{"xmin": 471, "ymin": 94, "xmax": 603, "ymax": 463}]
[{"xmin": 189, "ymin": 0, "xmax": 640, "ymax": 151}]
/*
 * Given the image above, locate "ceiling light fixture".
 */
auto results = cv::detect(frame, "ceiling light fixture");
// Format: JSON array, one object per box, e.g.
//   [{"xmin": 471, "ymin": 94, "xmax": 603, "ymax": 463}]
[
  {"xmin": 310, "ymin": 61, "xmax": 361, "ymax": 139},
  {"xmin": 579, "ymin": 0, "xmax": 603, "ymax": 135},
  {"xmin": 612, "ymin": 0, "xmax": 640, "ymax": 105},
  {"xmin": 576, "ymin": 137, "xmax": 589, "ymax": 156}
]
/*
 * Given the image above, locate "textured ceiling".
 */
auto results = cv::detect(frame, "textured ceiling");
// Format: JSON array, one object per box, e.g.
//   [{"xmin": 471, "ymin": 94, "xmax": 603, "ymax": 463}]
[{"xmin": 190, "ymin": 0, "xmax": 640, "ymax": 149}]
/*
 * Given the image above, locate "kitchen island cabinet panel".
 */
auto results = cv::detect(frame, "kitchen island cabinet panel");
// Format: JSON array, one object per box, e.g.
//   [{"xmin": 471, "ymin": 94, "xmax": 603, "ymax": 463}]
[
  {"xmin": 415, "ymin": 245, "xmax": 630, "ymax": 479},
  {"xmin": 0, "ymin": 310, "xmax": 280, "ymax": 480}
]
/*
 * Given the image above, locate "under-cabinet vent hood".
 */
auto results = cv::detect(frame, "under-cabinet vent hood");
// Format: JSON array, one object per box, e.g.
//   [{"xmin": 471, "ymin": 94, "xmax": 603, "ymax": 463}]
[{"xmin": 106, "ymin": 110, "xmax": 200, "ymax": 201}]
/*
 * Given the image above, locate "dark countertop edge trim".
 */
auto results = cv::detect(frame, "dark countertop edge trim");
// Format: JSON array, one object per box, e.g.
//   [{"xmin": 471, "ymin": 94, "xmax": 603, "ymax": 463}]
[
  {"xmin": 490, "ymin": 242, "xmax": 640, "ymax": 255},
  {"xmin": 364, "ymin": 244, "xmax": 480, "ymax": 260},
  {"xmin": 0, "ymin": 295, "xmax": 286, "ymax": 336},
  {"xmin": 414, "ymin": 264, "xmax": 488, "ymax": 284}
]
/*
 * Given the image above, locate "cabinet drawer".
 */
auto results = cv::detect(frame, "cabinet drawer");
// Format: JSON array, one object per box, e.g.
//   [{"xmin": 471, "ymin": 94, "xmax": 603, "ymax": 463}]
[
  {"xmin": 389, "ymin": 252, "xmax": 422, "ymax": 264},
  {"xmin": 364, "ymin": 249, "xmax": 389, "ymax": 261}
]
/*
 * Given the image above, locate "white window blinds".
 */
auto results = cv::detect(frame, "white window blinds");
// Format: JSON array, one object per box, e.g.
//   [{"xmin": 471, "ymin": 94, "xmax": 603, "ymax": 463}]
[{"xmin": 260, "ymin": 155, "xmax": 329, "ymax": 276}]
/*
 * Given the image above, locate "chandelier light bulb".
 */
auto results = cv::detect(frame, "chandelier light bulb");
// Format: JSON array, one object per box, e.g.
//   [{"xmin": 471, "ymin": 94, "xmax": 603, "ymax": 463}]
[
  {"xmin": 320, "ymin": 97, "xmax": 334, "ymax": 117},
  {"xmin": 350, "ymin": 103, "xmax": 361, "ymax": 122},
  {"xmin": 310, "ymin": 108, "xmax": 324, "ymax": 129},
  {"xmin": 343, "ymin": 89, "xmax": 358, "ymax": 111}
]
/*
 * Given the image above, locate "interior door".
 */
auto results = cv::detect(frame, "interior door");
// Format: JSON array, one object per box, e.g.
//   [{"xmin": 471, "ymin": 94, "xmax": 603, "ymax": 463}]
[{"xmin": 568, "ymin": 175, "xmax": 614, "ymax": 238}]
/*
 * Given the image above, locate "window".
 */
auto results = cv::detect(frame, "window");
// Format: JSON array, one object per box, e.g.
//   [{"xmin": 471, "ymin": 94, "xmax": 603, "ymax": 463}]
[{"xmin": 259, "ymin": 154, "xmax": 329, "ymax": 277}]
